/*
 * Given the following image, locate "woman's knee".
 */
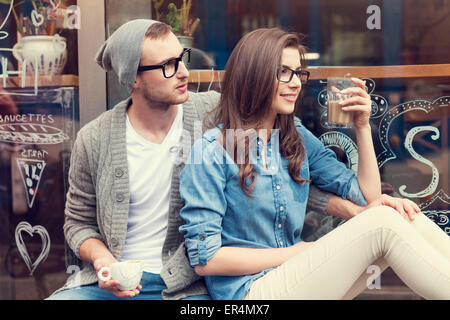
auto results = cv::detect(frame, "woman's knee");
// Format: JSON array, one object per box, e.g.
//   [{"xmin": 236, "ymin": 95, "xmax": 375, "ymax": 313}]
[
  {"xmin": 359, "ymin": 205, "xmax": 405, "ymax": 228},
  {"xmin": 374, "ymin": 205, "xmax": 402, "ymax": 218}
]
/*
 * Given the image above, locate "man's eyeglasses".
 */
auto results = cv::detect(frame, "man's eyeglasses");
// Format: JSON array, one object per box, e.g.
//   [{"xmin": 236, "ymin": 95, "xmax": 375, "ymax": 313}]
[
  {"xmin": 277, "ymin": 66, "xmax": 310, "ymax": 84},
  {"xmin": 137, "ymin": 48, "xmax": 191, "ymax": 78}
]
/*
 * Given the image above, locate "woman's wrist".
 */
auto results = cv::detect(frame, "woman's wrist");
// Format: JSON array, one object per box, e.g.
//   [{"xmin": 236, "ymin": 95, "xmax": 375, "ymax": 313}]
[{"xmin": 354, "ymin": 123, "xmax": 371, "ymax": 134}]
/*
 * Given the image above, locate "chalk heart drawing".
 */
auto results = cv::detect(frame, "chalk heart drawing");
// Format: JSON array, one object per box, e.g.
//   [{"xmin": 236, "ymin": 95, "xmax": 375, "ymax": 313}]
[
  {"xmin": 317, "ymin": 78, "xmax": 388, "ymax": 129},
  {"xmin": 31, "ymin": 10, "xmax": 44, "ymax": 27},
  {"xmin": 377, "ymin": 96, "xmax": 450, "ymax": 200},
  {"xmin": 15, "ymin": 221, "xmax": 51, "ymax": 276}
]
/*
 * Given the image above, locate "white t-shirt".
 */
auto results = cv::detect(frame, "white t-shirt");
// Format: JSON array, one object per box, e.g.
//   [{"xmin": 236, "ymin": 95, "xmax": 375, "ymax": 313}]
[{"xmin": 121, "ymin": 106, "xmax": 183, "ymax": 273}]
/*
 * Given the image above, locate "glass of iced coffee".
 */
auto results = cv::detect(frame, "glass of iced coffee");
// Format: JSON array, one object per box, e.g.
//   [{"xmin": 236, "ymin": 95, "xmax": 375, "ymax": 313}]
[{"xmin": 326, "ymin": 77, "xmax": 356, "ymax": 128}]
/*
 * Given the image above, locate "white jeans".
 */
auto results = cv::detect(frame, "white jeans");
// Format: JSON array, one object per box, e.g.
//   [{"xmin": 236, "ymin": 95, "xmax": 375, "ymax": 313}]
[{"xmin": 244, "ymin": 205, "xmax": 450, "ymax": 300}]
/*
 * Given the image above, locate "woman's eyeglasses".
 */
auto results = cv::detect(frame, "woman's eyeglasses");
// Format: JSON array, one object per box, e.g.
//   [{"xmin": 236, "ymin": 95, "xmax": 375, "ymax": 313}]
[
  {"xmin": 137, "ymin": 48, "xmax": 191, "ymax": 78},
  {"xmin": 277, "ymin": 66, "xmax": 310, "ymax": 84}
]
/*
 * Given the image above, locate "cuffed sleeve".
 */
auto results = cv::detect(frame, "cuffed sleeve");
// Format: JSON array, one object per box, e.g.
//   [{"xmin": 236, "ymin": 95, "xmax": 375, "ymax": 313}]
[
  {"xmin": 346, "ymin": 175, "xmax": 367, "ymax": 206},
  {"xmin": 185, "ymin": 233, "xmax": 222, "ymax": 266},
  {"xmin": 179, "ymin": 135, "xmax": 227, "ymax": 266}
]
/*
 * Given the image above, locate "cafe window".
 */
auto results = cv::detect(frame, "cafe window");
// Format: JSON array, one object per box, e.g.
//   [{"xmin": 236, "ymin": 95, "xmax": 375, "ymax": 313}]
[{"xmin": 0, "ymin": 0, "xmax": 80, "ymax": 299}]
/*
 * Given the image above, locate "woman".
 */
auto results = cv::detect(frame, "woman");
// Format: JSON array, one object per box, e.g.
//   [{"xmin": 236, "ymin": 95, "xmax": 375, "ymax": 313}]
[{"xmin": 179, "ymin": 28, "xmax": 450, "ymax": 300}]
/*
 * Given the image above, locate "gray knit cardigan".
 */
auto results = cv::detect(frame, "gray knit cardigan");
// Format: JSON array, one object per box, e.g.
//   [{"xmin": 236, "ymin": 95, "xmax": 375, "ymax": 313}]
[{"xmin": 53, "ymin": 90, "xmax": 332, "ymax": 299}]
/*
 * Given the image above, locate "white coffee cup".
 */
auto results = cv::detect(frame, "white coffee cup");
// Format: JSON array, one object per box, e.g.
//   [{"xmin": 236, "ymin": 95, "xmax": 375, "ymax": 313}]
[{"xmin": 97, "ymin": 260, "xmax": 143, "ymax": 291}]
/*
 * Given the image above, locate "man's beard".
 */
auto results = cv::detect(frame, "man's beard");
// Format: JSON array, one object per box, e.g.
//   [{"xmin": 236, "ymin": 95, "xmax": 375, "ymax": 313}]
[{"xmin": 141, "ymin": 82, "xmax": 188, "ymax": 110}]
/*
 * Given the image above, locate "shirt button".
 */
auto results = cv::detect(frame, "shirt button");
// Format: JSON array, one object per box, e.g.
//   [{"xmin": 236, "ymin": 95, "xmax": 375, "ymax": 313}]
[
  {"xmin": 276, "ymin": 185, "xmax": 281, "ymax": 190},
  {"xmin": 268, "ymin": 148, "xmax": 272, "ymax": 153},
  {"xmin": 278, "ymin": 224, "xmax": 282, "ymax": 229},
  {"xmin": 280, "ymin": 206, "xmax": 284, "ymax": 211},
  {"xmin": 279, "ymin": 241, "xmax": 284, "ymax": 246},
  {"xmin": 271, "ymin": 166, "xmax": 276, "ymax": 170},
  {"xmin": 200, "ymin": 235, "xmax": 205, "ymax": 241}
]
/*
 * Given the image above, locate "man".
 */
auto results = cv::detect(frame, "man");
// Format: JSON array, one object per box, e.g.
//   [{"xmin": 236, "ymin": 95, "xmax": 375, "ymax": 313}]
[{"xmin": 47, "ymin": 19, "xmax": 414, "ymax": 300}]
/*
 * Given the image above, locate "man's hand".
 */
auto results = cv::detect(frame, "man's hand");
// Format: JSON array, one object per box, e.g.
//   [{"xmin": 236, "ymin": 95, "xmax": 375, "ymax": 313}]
[
  {"xmin": 79, "ymin": 239, "xmax": 142, "ymax": 298},
  {"xmin": 365, "ymin": 194, "xmax": 422, "ymax": 221},
  {"xmin": 94, "ymin": 256, "xmax": 142, "ymax": 298}
]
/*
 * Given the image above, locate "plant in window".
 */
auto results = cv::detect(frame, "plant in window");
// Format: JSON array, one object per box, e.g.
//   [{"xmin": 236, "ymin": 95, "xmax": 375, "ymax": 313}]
[
  {"xmin": 152, "ymin": 0, "xmax": 165, "ymax": 22},
  {"xmin": 152, "ymin": 0, "xmax": 200, "ymax": 37}
]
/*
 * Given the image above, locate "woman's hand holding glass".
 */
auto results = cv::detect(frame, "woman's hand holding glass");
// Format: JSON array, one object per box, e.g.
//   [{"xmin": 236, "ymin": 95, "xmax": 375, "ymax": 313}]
[{"xmin": 338, "ymin": 78, "xmax": 372, "ymax": 130}]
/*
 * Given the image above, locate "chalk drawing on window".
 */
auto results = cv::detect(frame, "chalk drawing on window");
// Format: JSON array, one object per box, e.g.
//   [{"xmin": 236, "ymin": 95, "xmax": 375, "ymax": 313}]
[
  {"xmin": 318, "ymin": 131, "xmax": 359, "ymax": 173},
  {"xmin": 419, "ymin": 190, "xmax": 450, "ymax": 236},
  {"xmin": 0, "ymin": 0, "xmax": 14, "ymax": 40},
  {"xmin": 0, "ymin": 123, "xmax": 69, "ymax": 144},
  {"xmin": 424, "ymin": 210, "xmax": 450, "ymax": 235},
  {"xmin": 317, "ymin": 79, "xmax": 449, "ymax": 233},
  {"xmin": 376, "ymin": 96, "xmax": 449, "ymax": 204},
  {"xmin": 16, "ymin": 158, "xmax": 46, "ymax": 208},
  {"xmin": 398, "ymin": 126, "xmax": 440, "ymax": 198},
  {"xmin": 0, "ymin": 49, "xmax": 39, "ymax": 96},
  {"xmin": 377, "ymin": 97, "xmax": 449, "ymax": 168},
  {"xmin": 14, "ymin": 221, "xmax": 51, "ymax": 276}
]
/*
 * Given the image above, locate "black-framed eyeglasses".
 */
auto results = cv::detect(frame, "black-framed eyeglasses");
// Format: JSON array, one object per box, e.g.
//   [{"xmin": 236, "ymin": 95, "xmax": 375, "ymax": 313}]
[
  {"xmin": 277, "ymin": 66, "xmax": 310, "ymax": 84},
  {"xmin": 137, "ymin": 48, "xmax": 191, "ymax": 78}
]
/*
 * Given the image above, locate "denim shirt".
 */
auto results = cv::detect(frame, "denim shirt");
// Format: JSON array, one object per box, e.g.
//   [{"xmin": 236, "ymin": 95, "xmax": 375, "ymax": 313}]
[{"xmin": 179, "ymin": 121, "xmax": 366, "ymax": 300}]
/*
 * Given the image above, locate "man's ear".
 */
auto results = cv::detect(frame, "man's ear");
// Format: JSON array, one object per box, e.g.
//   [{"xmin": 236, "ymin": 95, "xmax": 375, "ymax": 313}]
[{"xmin": 133, "ymin": 77, "xmax": 141, "ymax": 90}]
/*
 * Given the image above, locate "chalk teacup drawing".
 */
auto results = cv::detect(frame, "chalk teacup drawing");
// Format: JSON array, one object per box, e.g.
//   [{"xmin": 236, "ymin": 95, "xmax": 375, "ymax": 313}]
[
  {"xmin": 12, "ymin": 35, "xmax": 67, "ymax": 76},
  {"xmin": 97, "ymin": 260, "xmax": 143, "ymax": 291}
]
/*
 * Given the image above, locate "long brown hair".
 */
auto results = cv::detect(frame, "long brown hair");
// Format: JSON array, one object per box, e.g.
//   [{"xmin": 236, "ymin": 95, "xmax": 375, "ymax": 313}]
[{"xmin": 204, "ymin": 28, "xmax": 310, "ymax": 197}]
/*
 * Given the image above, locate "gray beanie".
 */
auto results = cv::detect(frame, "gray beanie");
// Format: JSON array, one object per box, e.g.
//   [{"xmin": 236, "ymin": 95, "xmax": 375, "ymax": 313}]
[{"xmin": 95, "ymin": 19, "xmax": 158, "ymax": 94}]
